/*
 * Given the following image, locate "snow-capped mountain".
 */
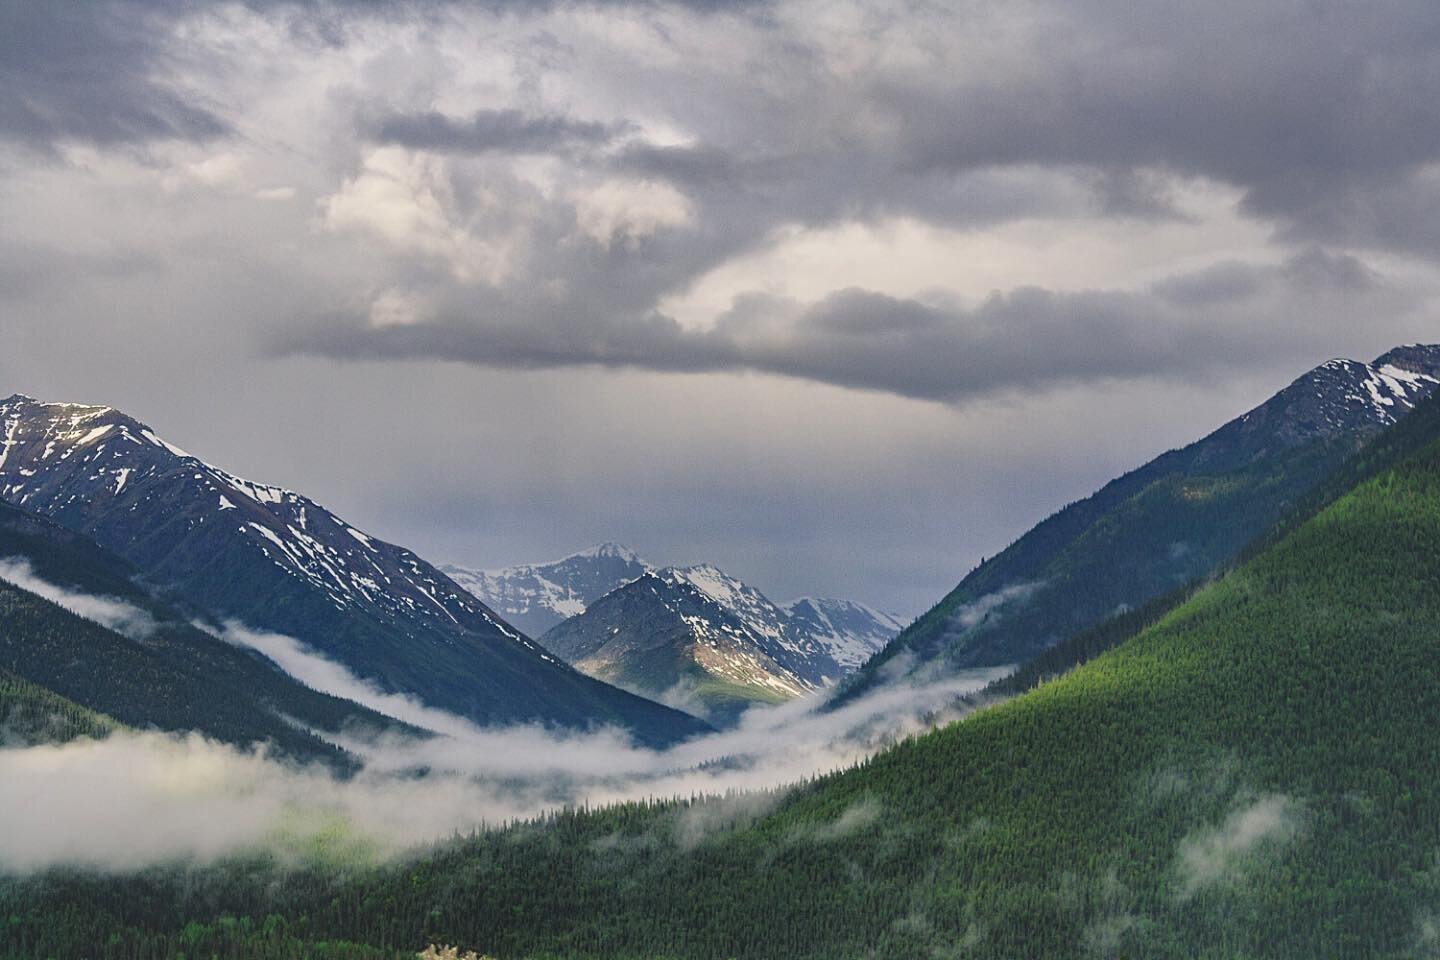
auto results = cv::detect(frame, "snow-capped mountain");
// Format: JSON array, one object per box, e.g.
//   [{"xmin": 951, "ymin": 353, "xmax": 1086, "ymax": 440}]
[
  {"xmin": 838, "ymin": 344, "xmax": 1440, "ymax": 704},
  {"xmin": 540, "ymin": 562, "xmax": 902, "ymax": 723},
  {"xmin": 442, "ymin": 543, "xmax": 651, "ymax": 638},
  {"xmin": 0, "ymin": 395, "xmax": 708, "ymax": 745},
  {"xmin": 1222, "ymin": 346, "xmax": 1440, "ymax": 449},
  {"xmin": 781, "ymin": 598, "xmax": 908, "ymax": 669}
]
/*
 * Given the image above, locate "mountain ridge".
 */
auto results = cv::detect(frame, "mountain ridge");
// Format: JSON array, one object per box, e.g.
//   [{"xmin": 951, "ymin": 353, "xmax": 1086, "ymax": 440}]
[
  {"xmin": 21, "ymin": 357, "xmax": 1440, "ymax": 958},
  {"xmin": 441, "ymin": 542, "xmax": 652, "ymax": 638},
  {"xmin": 539, "ymin": 560, "xmax": 900, "ymax": 722},
  {"xmin": 0, "ymin": 396, "xmax": 709, "ymax": 747},
  {"xmin": 834, "ymin": 344, "xmax": 1440, "ymax": 704}
]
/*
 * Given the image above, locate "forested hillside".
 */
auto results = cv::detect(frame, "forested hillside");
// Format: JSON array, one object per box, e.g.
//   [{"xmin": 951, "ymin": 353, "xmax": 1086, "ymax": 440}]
[
  {"xmin": 9, "ymin": 381, "xmax": 1440, "ymax": 957},
  {"xmin": 0, "ymin": 498, "xmax": 408, "ymax": 764},
  {"xmin": 838, "ymin": 345, "xmax": 1440, "ymax": 704},
  {"xmin": 0, "ymin": 396, "xmax": 709, "ymax": 748},
  {"xmin": 0, "ymin": 670, "xmax": 116, "ymax": 746}
]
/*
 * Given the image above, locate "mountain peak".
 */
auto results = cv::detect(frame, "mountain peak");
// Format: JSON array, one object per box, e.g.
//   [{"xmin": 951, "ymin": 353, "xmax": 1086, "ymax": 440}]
[
  {"xmin": 1, "ymin": 393, "xmax": 113, "ymax": 410},
  {"xmin": 665, "ymin": 563, "xmax": 746, "ymax": 603},
  {"xmin": 1372, "ymin": 342, "xmax": 1440, "ymax": 376},
  {"xmin": 445, "ymin": 542, "xmax": 652, "ymax": 637},
  {"xmin": 1247, "ymin": 347, "xmax": 1440, "ymax": 442},
  {"xmin": 576, "ymin": 542, "xmax": 641, "ymax": 562},
  {"xmin": 541, "ymin": 560, "xmax": 902, "ymax": 722},
  {"xmin": 674, "ymin": 561, "xmax": 728, "ymax": 577},
  {"xmin": 0, "ymin": 392, "xmax": 705, "ymax": 745}
]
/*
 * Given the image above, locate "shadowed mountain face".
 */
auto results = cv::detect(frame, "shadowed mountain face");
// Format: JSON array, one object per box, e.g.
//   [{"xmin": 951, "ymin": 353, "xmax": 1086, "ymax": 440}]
[
  {"xmin": 540, "ymin": 563, "xmax": 900, "ymax": 724},
  {"xmin": 836, "ymin": 344, "xmax": 1440, "ymax": 704},
  {"xmin": 0, "ymin": 396, "xmax": 709, "ymax": 747},
  {"xmin": 0, "ymin": 497, "xmax": 405, "ymax": 764}
]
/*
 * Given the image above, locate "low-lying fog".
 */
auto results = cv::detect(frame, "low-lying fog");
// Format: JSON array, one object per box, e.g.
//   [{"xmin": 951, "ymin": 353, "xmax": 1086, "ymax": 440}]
[{"xmin": 0, "ymin": 564, "xmax": 1008, "ymax": 871}]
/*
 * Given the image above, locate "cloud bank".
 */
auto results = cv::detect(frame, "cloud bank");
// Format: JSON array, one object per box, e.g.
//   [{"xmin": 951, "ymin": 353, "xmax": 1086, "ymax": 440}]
[
  {"xmin": 0, "ymin": 557, "xmax": 158, "ymax": 640},
  {"xmin": 6, "ymin": 0, "xmax": 1440, "ymax": 615},
  {"xmin": 0, "ymin": 622, "xmax": 1007, "ymax": 871}
]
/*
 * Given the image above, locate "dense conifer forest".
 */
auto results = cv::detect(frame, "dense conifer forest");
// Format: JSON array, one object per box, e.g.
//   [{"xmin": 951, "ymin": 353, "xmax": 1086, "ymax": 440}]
[
  {"xmin": 0, "ymin": 500, "xmax": 413, "ymax": 765},
  {"xmin": 0, "ymin": 670, "xmax": 116, "ymax": 746},
  {"xmin": 8, "ymin": 390, "xmax": 1440, "ymax": 958}
]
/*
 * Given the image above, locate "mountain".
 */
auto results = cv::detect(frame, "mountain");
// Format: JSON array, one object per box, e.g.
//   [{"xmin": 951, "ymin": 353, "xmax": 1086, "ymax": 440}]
[
  {"xmin": 780, "ymin": 597, "xmax": 907, "ymax": 669},
  {"xmin": 0, "ymin": 396, "xmax": 709, "ymax": 747},
  {"xmin": 540, "ymin": 563, "xmax": 899, "ymax": 722},
  {"xmin": 21, "ymin": 357, "xmax": 1440, "ymax": 958},
  {"xmin": 835, "ymin": 343, "xmax": 1440, "ymax": 704},
  {"xmin": 0, "ymin": 496, "xmax": 403, "ymax": 763},
  {"xmin": 441, "ymin": 542, "xmax": 650, "ymax": 638}
]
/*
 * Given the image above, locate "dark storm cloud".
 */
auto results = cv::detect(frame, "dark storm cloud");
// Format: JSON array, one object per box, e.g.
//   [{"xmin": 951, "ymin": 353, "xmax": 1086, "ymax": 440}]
[
  {"xmin": 0, "ymin": 0, "xmax": 761, "ymax": 151},
  {"xmin": 865, "ymin": 0, "xmax": 1440, "ymax": 251},
  {"xmin": 587, "ymin": 0, "xmax": 1440, "ymax": 253},
  {"xmin": 0, "ymin": 0, "xmax": 225, "ymax": 150},
  {"xmin": 253, "ymin": 0, "xmax": 1440, "ymax": 399},
  {"xmin": 1152, "ymin": 249, "xmax": 1379, "ymax": 306},
  {"xmin": 5, "ymin": 0, "xmax": 1440, "ymax": 615},
  {"xmin": 374, "ymin": 109, "xmax": 623, "ymax": 154},
  {"xmin": 280, "ymin": 249, "xmax": 1404, "ymax": 404},
  {"xmin": 8, "ymin": 0, "xmax": 1437, "ymax": 401},
  {"xmin": 612, "ymin": 143, "xmax": 758, "ymax": 189}
]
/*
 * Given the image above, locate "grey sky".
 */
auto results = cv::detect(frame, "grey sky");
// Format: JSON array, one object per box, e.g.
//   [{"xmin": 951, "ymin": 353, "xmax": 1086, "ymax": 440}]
[{"xmin": 2, "ymin": 0, "xmax": 1437, "ymax": 615}]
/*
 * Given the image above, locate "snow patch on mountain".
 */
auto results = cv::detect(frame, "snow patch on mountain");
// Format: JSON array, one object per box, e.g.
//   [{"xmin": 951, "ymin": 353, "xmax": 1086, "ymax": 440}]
[
  {"xmin": 0, "ymin": 395, "xmax": 527, "ymax": 647},
  {"xmin": 442, "ymin": 542, "xmax": 653, "ymax": 638},
  {"xmin": 781, "ymin": 597, "xmax": 907, "ymax": 669},
  {"xmin": 539, "ymin": 557, "xmax": 905, "ymax": 723}
]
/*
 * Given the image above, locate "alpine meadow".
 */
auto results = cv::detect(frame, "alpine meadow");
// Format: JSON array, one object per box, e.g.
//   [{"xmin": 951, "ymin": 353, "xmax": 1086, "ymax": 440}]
[{"xmin": 5, "ymin": 1, "xmax": 1440, "ymax": 958}]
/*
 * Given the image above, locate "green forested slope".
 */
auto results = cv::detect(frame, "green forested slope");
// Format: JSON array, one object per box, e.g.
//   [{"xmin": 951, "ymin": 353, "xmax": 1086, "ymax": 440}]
[
  {"xmin": 0, "ymin": 669, "xmax": 116, "ymax": 745},
  {"xmin": 0, "ymin": 498, "xmax": 410, "ymax": 764},
  {"xmin": 10, "ymin": 397, "xmax": 1440, "ymax": 958},
  {"xmin": 837, "ymin": 347, "xmax": 1440, "ymax": 705}
]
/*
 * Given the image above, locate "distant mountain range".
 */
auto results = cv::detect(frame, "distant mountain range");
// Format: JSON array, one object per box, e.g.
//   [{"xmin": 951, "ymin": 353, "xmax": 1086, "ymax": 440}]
[
  {"xmin": 484, "ymin": 551, "xmax": 905, "ymax": 723},
  {"xmin": 0, "ymin": 396, "xmax": 708, "ymax": 747},
  {"xmin": 442, "ymin": 542, "xmax": 650, "ymax": 638},
  {"xmin": 835, "ymin": 343, "xmax": 1440, "ymax": 705}
]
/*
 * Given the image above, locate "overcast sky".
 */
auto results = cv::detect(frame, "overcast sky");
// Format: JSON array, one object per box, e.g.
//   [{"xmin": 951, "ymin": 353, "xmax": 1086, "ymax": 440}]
[{"xmin": 2, "ymin": 0, "xmax": 1438, "ymax": 615}]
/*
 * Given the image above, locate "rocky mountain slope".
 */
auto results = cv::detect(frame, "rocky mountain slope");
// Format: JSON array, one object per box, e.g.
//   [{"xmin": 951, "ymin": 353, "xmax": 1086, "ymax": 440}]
[
  {"xmin": 834, "ymin": 343, "xmax": 1440, "ymax": 704},
  {"xmin": 540, "ymin": 562, "xmax": 900, "ymax": 722},
  {"xmin": 0, "ymin": 496, "xmax": 403, "ymax": 764},
  {"xmin": 0, "ymin": 396, "xmax": 708, "ymax": 746},
  {"xmin": 780, "ymin": 597, "xmax": 906, "ymax": 669},
  {"xmin": 441, "ymin": 543, "xmax": 650, "ymax": 638}
]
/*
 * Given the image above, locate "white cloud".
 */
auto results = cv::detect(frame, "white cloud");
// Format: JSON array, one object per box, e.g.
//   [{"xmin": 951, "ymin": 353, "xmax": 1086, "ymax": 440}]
[
  {"xmin": 0, "ymin": 558, "xmax": 158, "ymax": 640},
  {"xmin": 571, "ymin": 178, "xmax": 694, "ymax": 249},
  {"xmin": 367, "ymin": 286, "xmax": 429, "ymax": 328},
  {"xmin": 0, "ymin": 638, "xmax": 1007, "ymax": 871},
  {"xmin": 1175, "ymin": 794, "xmax": 1304, "ymax": 898},
  {"xmin": 320, "ymin": 147, "xmax": 519, "ymax": 286},
  {"xmin": 950, "ymin": 582, "xmax": 1044, "ymax": 632},
  {"xmin": 216, "ymin": 622, "xmax": 479, "ymax": 738}
]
